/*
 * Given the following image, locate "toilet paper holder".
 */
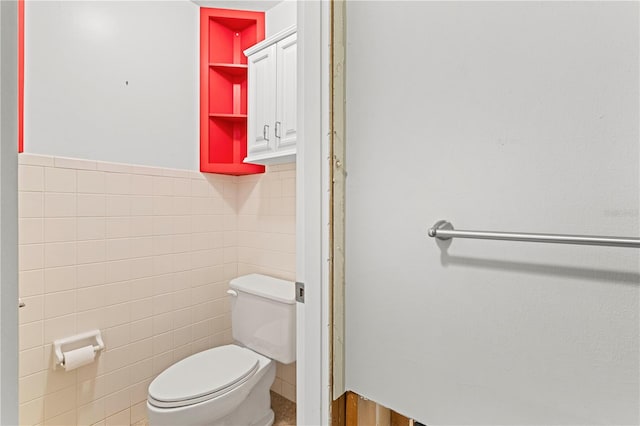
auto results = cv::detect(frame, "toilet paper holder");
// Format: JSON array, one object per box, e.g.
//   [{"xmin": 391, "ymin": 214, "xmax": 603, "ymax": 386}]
[{"xmin": 53, "ymin": 329, "xmax": 105, "ymax": 368}]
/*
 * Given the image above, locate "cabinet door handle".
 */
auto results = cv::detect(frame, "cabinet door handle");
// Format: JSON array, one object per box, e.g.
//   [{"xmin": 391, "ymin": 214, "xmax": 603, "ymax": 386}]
[
  {"xmin": 275, "ymin": 121, "xmax": 281, "ymax": 139},
  {"xmin": 263, "ymin": 124, "xmax": 269, "ymax": 141}
]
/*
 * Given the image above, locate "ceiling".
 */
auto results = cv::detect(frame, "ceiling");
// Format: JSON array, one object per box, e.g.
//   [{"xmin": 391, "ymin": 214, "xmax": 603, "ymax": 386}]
[{"xmin": 191, "ymin": 0, "xmax": 284, "ymax": 12}]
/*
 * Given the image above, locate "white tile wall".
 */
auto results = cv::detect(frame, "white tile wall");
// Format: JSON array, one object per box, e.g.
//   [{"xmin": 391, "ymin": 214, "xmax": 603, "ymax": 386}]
[
  {"xmin": 18, "ymin": 154, "xmax": 297, "ymax": 425},
  {"xmin": 237, "ymin": 163, "xmax": 297, "ymax": 402}
]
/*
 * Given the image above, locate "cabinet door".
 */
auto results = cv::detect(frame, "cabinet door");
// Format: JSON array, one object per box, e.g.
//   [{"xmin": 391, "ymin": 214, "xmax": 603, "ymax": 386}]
[
  {"xmin": 275, "ymin": 33, "xmax": 297, "ymax": 151},
  {"xmin": 247, "ymin": 44, "xmax": 277, "ymax": 158}
]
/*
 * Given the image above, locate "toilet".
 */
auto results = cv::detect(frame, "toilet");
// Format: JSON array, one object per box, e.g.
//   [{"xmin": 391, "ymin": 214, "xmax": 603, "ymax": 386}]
[{"xmin": 147, "ymin": 274, "xmax": 296, "ymax": 426}]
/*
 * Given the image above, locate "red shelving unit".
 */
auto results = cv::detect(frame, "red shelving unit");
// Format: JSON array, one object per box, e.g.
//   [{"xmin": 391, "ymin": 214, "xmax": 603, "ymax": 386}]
[{"xmin": 200, "ymin": 8, "xmax": 265, "ymax": 175}]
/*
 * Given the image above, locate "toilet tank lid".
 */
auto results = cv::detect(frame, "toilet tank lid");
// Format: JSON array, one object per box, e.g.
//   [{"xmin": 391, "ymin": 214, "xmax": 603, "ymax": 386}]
[{"xmin": 230, "ymin": 274, "xmax": 295, "ymax": 304}]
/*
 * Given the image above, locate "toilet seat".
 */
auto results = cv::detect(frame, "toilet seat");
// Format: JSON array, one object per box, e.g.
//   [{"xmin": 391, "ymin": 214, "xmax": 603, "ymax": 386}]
[{"xmin": 148, "ymin": 345, "xmax": 260, "ymax": 409}]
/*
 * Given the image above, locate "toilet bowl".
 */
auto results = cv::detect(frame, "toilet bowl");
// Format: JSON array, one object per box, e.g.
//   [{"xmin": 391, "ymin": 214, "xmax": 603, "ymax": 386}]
[
  {"xmin": 147, "ymin": 274, "xmax": 296, "ymax": 426},
  {"xmin": 147, "ymin": 345, "xmax": 276, "ymax": 426}
]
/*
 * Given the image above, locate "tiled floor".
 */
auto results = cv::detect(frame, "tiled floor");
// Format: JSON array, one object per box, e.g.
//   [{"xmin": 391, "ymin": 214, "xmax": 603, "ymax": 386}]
[{"xmin": 271, "ymin": 391, "xmax": 296, "ymax": 426}]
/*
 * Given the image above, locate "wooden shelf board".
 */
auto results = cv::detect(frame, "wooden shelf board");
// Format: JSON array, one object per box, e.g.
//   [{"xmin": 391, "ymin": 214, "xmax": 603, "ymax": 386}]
[
  {"xmin": 208, "ymin": 113, "xmax": 247, "ymax": 122},
  {"xmin": 209, "ymin": 63, "xmax": 248, "ymax": 77},
  {"xmin": 200, "ymin": 161, "xmax": 265, "ymax": 176}
]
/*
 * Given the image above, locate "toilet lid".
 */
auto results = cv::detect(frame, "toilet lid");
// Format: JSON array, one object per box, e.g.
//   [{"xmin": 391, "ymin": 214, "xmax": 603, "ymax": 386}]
[{"xmin": 148, "ymin": 345, "xmax": 259, "ymax": 408}]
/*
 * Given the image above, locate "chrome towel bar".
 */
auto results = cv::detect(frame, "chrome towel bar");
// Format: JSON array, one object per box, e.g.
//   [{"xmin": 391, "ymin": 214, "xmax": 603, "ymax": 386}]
[{"xmin": 428, "ymin": 220, "xmax": 640, "ymax": 249}]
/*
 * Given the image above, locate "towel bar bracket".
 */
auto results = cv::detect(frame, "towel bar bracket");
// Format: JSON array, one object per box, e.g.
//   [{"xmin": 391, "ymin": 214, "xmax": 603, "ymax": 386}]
[{"xmin": 428, "ymin": 220, "xmax": 453, "ymax": 239}]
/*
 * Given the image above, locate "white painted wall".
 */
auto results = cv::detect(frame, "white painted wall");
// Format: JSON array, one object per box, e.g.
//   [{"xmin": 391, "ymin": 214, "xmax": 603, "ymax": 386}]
[
  {"xmin": 24, "ymin": 0, "xmax": 293, "ymax": 170},
  {"xmin": 0, "ymin": 1, "xmax": 20, "ymax": 424},
  {"xmin": 24, "ymin": 0, "xmax": 199, "ymax": 170},
  {"xmin": 345, "ymin": 2, "xmax": 639, "ymax": 425},
  {"xmin": 266, "ymin": 0, "xmax": 296, "ymax": 37}
]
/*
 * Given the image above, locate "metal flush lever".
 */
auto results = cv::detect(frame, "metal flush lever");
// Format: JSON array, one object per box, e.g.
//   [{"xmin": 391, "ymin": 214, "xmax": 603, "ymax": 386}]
[
  {"xmin": 263, "ymin": 124, "xmax": 269, "ymax": 141},
  {"xmin": 275, "ymin": 121, "xmax": 281, "ymax": 139},
  {"xmin": 19, "ymin": 298, "xmax": 25, "ymax": 308},
  {"xmin": 226, "ymin": 289, "xmax": 238, "ymax": 297}
]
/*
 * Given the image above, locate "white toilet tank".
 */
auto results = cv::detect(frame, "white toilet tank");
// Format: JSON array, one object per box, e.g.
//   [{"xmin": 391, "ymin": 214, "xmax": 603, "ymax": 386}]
[{"xmin": 229, "ymin": 274, "xmax": 296, "ymax": 364}]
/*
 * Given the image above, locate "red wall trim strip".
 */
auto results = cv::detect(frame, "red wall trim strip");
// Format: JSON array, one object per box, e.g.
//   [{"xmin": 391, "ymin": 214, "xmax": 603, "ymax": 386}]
[{"xmin": 18, "ymin": 0, "xmax": 24, "ymax": 153}]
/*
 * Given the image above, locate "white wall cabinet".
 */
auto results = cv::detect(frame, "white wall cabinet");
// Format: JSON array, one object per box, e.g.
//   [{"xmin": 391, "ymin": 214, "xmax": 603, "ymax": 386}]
[{"xmin": 245, "ymin": 26, "xmax": 297, "ymax": 165}]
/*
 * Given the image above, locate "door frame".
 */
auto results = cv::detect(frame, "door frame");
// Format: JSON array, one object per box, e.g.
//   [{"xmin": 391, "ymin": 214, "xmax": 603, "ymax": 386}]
[
  {"xmin": 0, "ymin": 0, "xmax": 20, "ymax": 424},
  {"xmin": 296, "ymin": 1, "xmax": 331, "ymax": 424}
]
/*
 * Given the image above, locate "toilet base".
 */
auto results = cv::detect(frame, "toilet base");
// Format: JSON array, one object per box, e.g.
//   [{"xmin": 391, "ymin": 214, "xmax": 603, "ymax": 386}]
[
  {"xmin": 253, "ymin": 409, "xmax": 275, "ymax": 426},
  {"xmin": 214, "ymin": 364, "xmax": 275, "ymax": 426}
]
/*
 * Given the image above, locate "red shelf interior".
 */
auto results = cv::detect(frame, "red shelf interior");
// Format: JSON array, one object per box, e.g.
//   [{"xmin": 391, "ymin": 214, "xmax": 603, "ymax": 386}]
[
  {"xmin": 208, "ymin": 16, "xmax": 259, "ymax": 64},
  {"xmin": 209, "ymin": 69, "xmax": 247, "ymax": 115},
  {"xmin": 200, "ymin": 8, "xmax": 265, "ymax": 176}
]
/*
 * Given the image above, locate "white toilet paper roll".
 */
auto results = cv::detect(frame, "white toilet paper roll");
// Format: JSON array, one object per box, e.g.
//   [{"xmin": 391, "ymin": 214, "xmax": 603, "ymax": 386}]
[{"xmin": 62, "ymin": 346, "xmax": 95, "ymax": 371}]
